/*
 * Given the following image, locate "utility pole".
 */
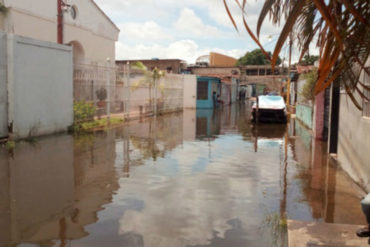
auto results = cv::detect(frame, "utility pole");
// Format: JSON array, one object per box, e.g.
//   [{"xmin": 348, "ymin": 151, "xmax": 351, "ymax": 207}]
[{"xmin": 57, "ymin": 0, "xmax": 63, "ymax": 44}]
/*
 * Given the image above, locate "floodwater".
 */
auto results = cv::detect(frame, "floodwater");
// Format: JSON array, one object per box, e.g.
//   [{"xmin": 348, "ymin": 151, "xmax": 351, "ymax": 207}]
[{"xmin": 0, "ymin": 104, "xmax": 366, "ymax": 247}]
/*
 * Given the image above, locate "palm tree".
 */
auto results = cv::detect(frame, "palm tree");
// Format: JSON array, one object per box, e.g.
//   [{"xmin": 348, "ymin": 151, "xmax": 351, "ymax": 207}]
[
  {"xmin": 224, "ymin": 0, "xmax": 370, "ymax": 109},
  {"xmin": 132, "ymin": 61, "xmax": 166, "ymax": 115}
]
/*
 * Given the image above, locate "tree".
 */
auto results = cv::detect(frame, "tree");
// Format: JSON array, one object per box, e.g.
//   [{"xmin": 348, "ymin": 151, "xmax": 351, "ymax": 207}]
[
  {"xmin": 236, "ymin": 49, "xmax": 281, "ymax": 66},
  {"xmin": 132, "ymin": 62, "xmax": 166, "ymax": 115},
  {"xmin": 0, "ymin": 3, "xmax": 7, "ymax": 14},
  {"xmin": 224, "ymin": 0, "xmax": 370, "ymax": 109},
  {"xmin": 299, "ymin": 55, "xmax": 319, "ymax": 66}
]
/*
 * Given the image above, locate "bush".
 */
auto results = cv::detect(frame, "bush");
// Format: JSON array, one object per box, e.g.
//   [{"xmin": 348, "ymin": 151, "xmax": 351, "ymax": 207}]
[
  {"xmin": 74, "ymin": 101, "xmax": 96, "ymax": 123},
  {"xmin": 5, "ymin": 141, "xmax": 15, "ymax": 152},
  {"xmin": 300, "ymin": 69, "xmax": 317, "ymax": 102}
]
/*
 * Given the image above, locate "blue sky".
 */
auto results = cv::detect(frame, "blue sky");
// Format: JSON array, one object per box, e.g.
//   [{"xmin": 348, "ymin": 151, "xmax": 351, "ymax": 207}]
[{"xmin": 94, "ymin": 0, "xmax": 291, "ymax": 64}]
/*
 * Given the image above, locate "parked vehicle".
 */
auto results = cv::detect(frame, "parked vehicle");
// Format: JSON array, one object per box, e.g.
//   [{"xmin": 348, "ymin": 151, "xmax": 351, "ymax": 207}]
[{"xmin": 252, "ymin": 95, "xmax": 287, "ymax": 123}]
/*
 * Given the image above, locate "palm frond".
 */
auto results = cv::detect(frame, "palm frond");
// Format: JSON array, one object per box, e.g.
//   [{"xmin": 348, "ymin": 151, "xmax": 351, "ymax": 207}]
[{"xmin": 224, "ymin": 0, "xmax": 370, "ymax": 110}]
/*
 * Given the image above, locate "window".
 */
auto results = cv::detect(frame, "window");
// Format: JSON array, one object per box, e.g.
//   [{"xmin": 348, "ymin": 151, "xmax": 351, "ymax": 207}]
[
  {"xmin": 246, "ymin": 69, "xmax": 258, "ymax": 75},
  {"xmin": 363, "ymin": 67, "xmax": 370, "ymax": 117},
  {"xmin": 197, "ymin": 81, "xmax": 208, "ymax": 100}
]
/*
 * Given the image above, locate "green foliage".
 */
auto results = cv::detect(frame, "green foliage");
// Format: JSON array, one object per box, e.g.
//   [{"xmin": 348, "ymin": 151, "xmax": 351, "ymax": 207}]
[
  {"xmin": 5, "ymin": 141, "xmax": 15, "ymax": 152},
  {"xmin": 263, "ymin": 212, "xmax": 288, "ymax": 247},
  {"xmin": 299, "ymin": 55, "xmax": 319, "ymax": 66},
  {"xmin": 300, "ymin": 69, "xmax": 318, "ymax": 102},
  {"xmin": 80, "ymin": 117, "xmax": 123, "ymax": 130},
  {"xmin": 0, "ymin": 3, "xmax": 8, "ymax": 14},
  {"xmin": 70, "ymin": 117, "xmax": 123, "ymax": 134},
  {"xmin": 73, "ymin": 101, "xmax": 96, "ymax": 123},
  {"xmin": 95, "ymin": 88, "xmax": 107, "ymax": 101},
  {"xmin": 132, "ymin": 61, "xmax": 166, "ymax": 111},
  {"xmin": 236, "ymin": 49, "xmax": 281, "ymax": 66}
]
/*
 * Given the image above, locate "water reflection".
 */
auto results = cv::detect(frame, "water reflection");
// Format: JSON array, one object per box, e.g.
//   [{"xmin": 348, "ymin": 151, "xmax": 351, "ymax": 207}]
[{"xmin": 0, "ymin": 104, "xmax": 365, "ymax": 247}]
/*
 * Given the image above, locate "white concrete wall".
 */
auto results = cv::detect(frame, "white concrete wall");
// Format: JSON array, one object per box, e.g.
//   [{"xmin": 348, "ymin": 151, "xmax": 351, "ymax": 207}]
[
  {"xmin": 183, "ymin": 74, "xmax": 197, "ymax": 108},
  {"xmin": 0, "ymin": 32, "xmax": 7, "ymax": 138},
  {"xmin": 337, "ymin": 58, "xmax": 370, "ymax": 192},
  {"xmin": 1, "ymin": 0, "xmax": 118, "ymax": 64},
  {"xmin": 7, "ymin": 34, "xmax": 73, "ymax": 139}
]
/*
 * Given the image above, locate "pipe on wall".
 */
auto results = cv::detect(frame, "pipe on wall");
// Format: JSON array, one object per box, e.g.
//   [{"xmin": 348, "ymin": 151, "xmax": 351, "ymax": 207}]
[{"xmin": 57, "ymin": 0, "xmax": 63, "ymax": 44}]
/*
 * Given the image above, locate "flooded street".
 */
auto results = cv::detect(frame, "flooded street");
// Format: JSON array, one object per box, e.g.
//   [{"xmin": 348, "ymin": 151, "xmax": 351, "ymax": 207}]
[{"xmin": 0, "ymin": 104, "xmax": 366, "ymax": 247}]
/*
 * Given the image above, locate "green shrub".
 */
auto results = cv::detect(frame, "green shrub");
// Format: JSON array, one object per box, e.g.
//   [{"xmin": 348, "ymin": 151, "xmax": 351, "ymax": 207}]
[
  {"xmin": 0, "ymin": 3, "xmax": 8, "ymax": 14},
  {"xmin": 300, "ymin": 69, "xmax": 317, "ymax": 102},
  {"xmin": 74, "ymin": 101, "xmax": 96, "ymax": 123},
  {"xmin": 5, "ymin": 141, "xmax": 15, "ymax": 152}
]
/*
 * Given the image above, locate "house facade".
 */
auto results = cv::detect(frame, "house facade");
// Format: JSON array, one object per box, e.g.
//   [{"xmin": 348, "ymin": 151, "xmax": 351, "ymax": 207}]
[
  {"xmin": 196, "ymin": 76, "xmax": 221, "ymax": 109},
  {"xmin": 337, "ymin": 59, "xmax": 370, "ymax": 191},
  {"xmin": 0, "ymin": 0, "xmax": 119, "ymax": 65}
]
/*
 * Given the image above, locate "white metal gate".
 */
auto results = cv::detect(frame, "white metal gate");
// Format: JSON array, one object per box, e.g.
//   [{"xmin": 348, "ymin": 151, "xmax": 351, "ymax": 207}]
[{"xmin": 0, "ymin": 32, "xmax": 8, "ymax": 138}]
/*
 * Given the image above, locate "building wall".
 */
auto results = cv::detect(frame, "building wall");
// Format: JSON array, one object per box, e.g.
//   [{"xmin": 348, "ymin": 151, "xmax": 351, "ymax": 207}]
[
  {"xmin": 183, "ymin": 74, "xmax": 197, "ymax": 108},
  {"xmin": 296, "ymin": 103, "xmax": 313, "ymax": 129},
  {"xmin": 313, "ymin": 90, "xmax": 325, "ymax": 140},
  {"xmin": 221, "ymin": 83, "xmax": 231, "ymax": 104},
  {"xmin": 1, "ymin": 0, "xmax": 118, "ymax": 64},
  {"xmin": 209, "ymin": 52, "xmax": 237, "ymax": 67},
  {"xmin": 6, "ymin": 33, "xmax": 73, "ymax": 139},
  {"xmin": 196, "ymin": 77, "xmax": 220, "ymax": 109},
  {"xmin": 337, "ymin": 59, "xmax": 370, "ymax": 191},
  {"xmin": 190, "ymin": 67, "xmax": 239, "ymax": 76}
]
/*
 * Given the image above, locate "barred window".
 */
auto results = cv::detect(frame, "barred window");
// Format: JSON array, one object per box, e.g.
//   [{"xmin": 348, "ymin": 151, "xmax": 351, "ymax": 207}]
[
  {"xmin": 363, "ymin": 67, "xmax": 370, "ymax": 117},
  {"xmin": 197, "ymin": 81, "xmax": 208, "ymax": 100}
]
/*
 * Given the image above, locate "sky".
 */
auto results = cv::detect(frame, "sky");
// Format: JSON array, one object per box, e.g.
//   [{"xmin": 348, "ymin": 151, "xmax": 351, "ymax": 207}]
[{"xmin": 94, "ymin": 0, "xmax": 295, "ymax": 64}]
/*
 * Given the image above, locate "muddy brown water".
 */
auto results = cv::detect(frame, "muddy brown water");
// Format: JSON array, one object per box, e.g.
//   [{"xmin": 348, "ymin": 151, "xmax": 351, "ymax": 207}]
[{"xmin": 0, "ymin": 104, "xmax": 365, "ymax": 247}]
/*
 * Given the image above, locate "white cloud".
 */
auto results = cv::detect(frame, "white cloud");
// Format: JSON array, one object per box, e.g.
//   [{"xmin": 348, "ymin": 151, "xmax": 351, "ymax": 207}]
[
  {"xmin": 116, "ymin": 40, "xmax": 245, "ymax": 64},
  {"xmin": 118, "ymin": 21, "xmax": 173, "ymax": 41},
  {"xmin": 95, "ymin": 0, "xmax": 310, "ymax": 63},
  {"xmin": 174, "ymin": 8, "xmax": 224, "ymax": 38}
]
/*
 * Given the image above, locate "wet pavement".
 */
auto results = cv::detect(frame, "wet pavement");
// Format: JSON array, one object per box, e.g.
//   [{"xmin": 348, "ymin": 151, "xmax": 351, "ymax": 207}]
[{"xmin": 0, "ymin": 104, "xmax": 366, "ymax": 247}]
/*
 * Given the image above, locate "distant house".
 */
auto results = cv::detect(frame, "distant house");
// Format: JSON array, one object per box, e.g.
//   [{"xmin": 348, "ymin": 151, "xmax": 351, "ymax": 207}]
[
  {"xmin": 196, "ymin": 76, "xmax": 221, "ymax": 109},
  {"xmin": 194, "ymin": 52, "xmax": 237, "ymax": 67},
  {"xmin": 0, "ymin": 0, "xmax": 119, "ymax": 65},
  {"xmin": 336, "ymin": 60, "xmax": 370, "ymax": 191},
  {"xmin": 116, "ymin": 59, "xmax": 187, "ymax": 74}
]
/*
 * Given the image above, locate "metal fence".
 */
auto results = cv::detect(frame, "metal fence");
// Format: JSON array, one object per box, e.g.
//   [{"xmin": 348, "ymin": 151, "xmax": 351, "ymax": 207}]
[{"xmin": 74, "ymin": 63, "xmax": 184, "ymax": 119}]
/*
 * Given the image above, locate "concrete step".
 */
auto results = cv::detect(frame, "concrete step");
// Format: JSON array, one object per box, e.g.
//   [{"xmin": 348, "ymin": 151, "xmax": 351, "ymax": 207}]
[{"xmin": 288, "ymin": 220, "xmax": 369, "ymax": 247}]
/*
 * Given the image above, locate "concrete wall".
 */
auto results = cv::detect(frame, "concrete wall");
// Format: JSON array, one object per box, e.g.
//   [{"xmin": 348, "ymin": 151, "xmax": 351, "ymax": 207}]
[
  {"xmin": 221, "ymin": 83, "xmax": 231, "ymax": 104},
  {"xmin": 337, "ymin": 59, "xmax": 370, "ymax": 191},
  {"xmin": 6, "ymin": 33, "xmax": 73, "ymax": 139},
  {"xmin": 296, "ymin": 103, "xmax": 313, "ymax": 129},
  {"xmin": 313, "ymin": 90, "xmax": 325, "ymax": 140},
  {"xmin": 190, "ymin": 67, "xmax": 239, "ymax": 76},
  {"xmin": 0, "ymin": 32, "xmax": 7, "ymax": 138},
  {"xmin": 183, "ymin": 74, "xmax": 196, "ymax": 108},
  {"xmin": 1, "ymin": 0, "xmax": 118, "ymax": 64}
]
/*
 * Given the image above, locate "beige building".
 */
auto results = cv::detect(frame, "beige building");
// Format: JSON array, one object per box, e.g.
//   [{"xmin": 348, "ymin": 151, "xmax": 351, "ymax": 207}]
[{"xmin": 0, "ymin": 0, "xmax": 119, "ymax": 65}]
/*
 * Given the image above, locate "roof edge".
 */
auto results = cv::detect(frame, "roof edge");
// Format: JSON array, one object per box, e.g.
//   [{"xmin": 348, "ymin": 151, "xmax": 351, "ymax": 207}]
[{"xmin": 90, "ymin": 0, "xmax": 120, "ymax": 31}]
